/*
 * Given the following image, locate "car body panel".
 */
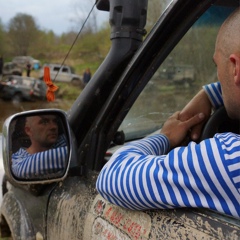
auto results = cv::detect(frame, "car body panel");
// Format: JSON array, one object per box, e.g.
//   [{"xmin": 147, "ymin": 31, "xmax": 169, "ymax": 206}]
[
  {"xmin": 85, "ymin": 196, "xmax": 239, "ymax": 240},
  {"xmin": 12, "ymin": 56, "xmax": 41, "ymax": 70},
  {"xmin": 45, "ymin": 172, "xmax": 240, "ymax": 239},
  {"xmin": 2, "ymin": 62, "xmax": 22, "ymax": 76},
  {"xmin": 0, "ymin": 75, "xmax": 46, "ymax": 101},
  {"xmin": 39, "ymin": 63, "xmax": 83, "ymax": 86},
  {"xmin": 1, "ymin": 188, "xmax": 47, "ymax": 240}
]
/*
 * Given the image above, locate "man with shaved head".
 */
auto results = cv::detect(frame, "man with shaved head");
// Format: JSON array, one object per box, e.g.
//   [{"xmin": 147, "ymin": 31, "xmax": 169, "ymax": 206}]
[
  {"xmin": 25, "ymin": 115, "xmax": 60, "ymax": 153},
  {"xmin": 97, "ymin": 8, "xmax": 240, "ymax": 217},
  {"xmin": 179, "ymin": 7, "xmax": 240, "ymax": 140},
  {"xmin": 12, "ymin": 115, "xmax": 68, "ymax": 179},
  {"xmin": 212, "ymin": 8, "xmax": 240, "ymax": 120}
]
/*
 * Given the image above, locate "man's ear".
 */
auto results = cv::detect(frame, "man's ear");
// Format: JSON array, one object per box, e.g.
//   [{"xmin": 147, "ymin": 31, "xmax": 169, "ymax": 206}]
[
  {"xmin": 230, "ymin": 53, "xmax": 240, "ymax": 86},
  {"xmin": 25, "ymin": 126, "xmax": 31, "ymax": 136}
]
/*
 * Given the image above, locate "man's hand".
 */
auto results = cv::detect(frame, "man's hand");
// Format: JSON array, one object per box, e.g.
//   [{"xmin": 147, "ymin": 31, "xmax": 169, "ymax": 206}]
[
  {"xmin": 179, "ymin": 89, "xmax": 212, "ymax": 141},
  {"xmin": 161, "ymin": 111, "xmax": 205, "ymax": 148}
]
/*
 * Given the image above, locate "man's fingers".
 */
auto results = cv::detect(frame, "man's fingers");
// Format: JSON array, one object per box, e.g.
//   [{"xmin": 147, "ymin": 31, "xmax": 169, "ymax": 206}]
[
  {"xmin": 184, "ymin": 113, "xmax": 205, "ymax": 130},
  {"xmin": 191, "ymin": 123, "xmax": 204, "ymax": 140},
  {"xmin": 170, "ymin": 111, "xmax": 180, "ymax": 119}
]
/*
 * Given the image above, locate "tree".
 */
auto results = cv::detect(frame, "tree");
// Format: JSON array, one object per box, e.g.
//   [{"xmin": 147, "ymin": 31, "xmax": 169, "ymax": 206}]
[
  {"xmin": 8, "ymin": 13, "xmax": 40, "ymax": 56},
  {"xmin": 70, "ymin": 0, "xmax": 105, "ymax": 34},
  {"xmin": 0, "ymin": 19, "xmax": 7, "ymax": 57},
  {"xmin": 146, "ymin": 0, "xmax": 170, "ymax": 31}
]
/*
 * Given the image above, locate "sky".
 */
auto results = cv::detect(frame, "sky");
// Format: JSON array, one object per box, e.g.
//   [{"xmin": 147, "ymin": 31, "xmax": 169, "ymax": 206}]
[{"xmin": 1, "ymin": 0, "xmax": 109, "ymax": 35}]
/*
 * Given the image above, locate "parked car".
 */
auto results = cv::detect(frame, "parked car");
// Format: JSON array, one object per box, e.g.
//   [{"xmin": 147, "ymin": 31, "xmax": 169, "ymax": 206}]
[
  {"xmin": 0, "ymin": 75, "xmax": 46, "ymax": 102},
  {"xmin": 0, "ymin": 0, "xmax": 239, "ymax": 239},
  {"xmin": 39, "ymin": 63, "xmax": 84, "ymax": 87},
  {"xmin": 2, "ymin": 62, "xmax": 22, "ymax": 76},
  {"xmin": 160, "ymin": 64, "xmax": 195, "ymax": 87},
  {"xmin": 12, "ymin": 56, "xmax": 41, "ymax": 70}
]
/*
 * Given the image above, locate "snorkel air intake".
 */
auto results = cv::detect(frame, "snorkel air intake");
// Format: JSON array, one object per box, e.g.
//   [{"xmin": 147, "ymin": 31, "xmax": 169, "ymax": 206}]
[{"xmin": 68, "ymin": 0, "xmax": 148, "ymax": 147}]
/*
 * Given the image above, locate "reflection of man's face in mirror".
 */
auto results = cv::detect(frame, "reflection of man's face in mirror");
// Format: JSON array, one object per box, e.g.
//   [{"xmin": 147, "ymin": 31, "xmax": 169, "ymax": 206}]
[{"xmin": 25, "ymin": 115, "xmax": 59, "ymax": 154}]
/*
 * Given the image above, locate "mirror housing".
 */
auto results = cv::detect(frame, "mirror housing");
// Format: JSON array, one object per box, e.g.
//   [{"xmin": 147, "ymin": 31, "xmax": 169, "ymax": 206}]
[{"xmin": 2, "ymin": 109, "xmax": 75, "ymax": 184}]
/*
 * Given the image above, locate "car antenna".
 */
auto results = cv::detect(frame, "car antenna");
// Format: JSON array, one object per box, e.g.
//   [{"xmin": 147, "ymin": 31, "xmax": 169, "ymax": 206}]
[{"xmin": 43, "ymin": 1, "xmax": 97, "ymax": 101}]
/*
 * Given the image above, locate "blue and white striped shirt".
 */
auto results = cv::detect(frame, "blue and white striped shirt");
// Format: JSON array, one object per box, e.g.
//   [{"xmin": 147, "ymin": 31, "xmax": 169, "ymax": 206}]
[
  {"xmin": 96, "ymin": 82, "xmax": 240, "ymax": 218},
  {"xmin": 12, "ymin": 135, "xmax": 68, "ymax": 179}
]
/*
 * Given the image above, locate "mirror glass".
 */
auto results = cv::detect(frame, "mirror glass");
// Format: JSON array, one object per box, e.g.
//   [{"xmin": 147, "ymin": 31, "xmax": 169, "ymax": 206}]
[{"xmin": 10, "ymin": 113, "xmax": 69, "ymax": 180}]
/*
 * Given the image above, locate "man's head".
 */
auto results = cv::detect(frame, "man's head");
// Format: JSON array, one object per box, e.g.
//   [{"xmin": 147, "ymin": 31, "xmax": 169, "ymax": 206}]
[
  {"xmin": 214, "ymin": 7, "xmax": 240, "ymax": 119},
  {"xmin": 25, "ymin": 115, "xmax": 59, "ymax": 153}
]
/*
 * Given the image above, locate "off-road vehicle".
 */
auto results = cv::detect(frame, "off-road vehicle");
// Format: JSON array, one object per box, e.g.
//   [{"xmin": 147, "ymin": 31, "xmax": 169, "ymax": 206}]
[
  {"xmin": 2, "ymin": 62, "xmax": 22, "ymax": 76},
  {"xmin": 39, "ymin": 63, "xmax": 84, "ymax": 87}
]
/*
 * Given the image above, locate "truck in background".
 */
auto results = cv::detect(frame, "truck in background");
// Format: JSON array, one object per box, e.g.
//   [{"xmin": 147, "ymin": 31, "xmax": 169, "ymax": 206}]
[{"xmin": 39, "ymin": 63, "xmax": 84, "ymax": 87}]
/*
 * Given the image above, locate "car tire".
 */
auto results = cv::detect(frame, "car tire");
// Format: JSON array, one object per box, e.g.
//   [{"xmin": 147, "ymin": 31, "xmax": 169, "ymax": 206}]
[
  {"xmin": 12, "ymin": 93, "xmax": 22, "ymax": 103},
  {"xmin": 12, "ymin": 71, "xmax": 22, "ymax": 76},
  {"xmin": 182, "ymin": 78, "xmax": 192, "ymax": 88},
  {"xmin": 71, "ymin": 78, "xmax": 81, "ymax": 86}
]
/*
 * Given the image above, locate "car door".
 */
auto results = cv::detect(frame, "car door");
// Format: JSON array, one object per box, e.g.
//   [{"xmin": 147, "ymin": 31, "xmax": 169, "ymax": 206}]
[
  {"xmin": 59, "ymin": 66, "xmax": 71, "ymax": 83},
  {"xmin": 46, "ymin": 0, "xmax": 240, "ymax": 239},
  {"xmin": 32, "ymin": 80, "xmax": 47, "ymax": 100}
]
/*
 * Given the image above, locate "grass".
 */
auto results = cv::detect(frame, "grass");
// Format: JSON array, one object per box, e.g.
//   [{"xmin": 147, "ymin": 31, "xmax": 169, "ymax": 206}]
[
  {"xmin": 22, "ymin": 69, "xmax": 84, "ymax": 101},
  {"xmin": 56, "ymin": 82, "xmax": 83, "ymax": 100}
]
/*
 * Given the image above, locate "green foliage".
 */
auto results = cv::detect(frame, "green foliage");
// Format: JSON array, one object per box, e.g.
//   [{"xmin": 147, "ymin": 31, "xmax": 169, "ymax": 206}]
[
  {"xmin": 0, "ymin": 13, "xmax": 111, "ymax": 75},
  {"xmin": 0, "ymin": 19, "xmax": 8, "ymax": 58},
  {"xmin": 8, "ymin": 13, "xmax": 40, "ymax": 56},
  {"xmin": 56, "ymin": 82, "xmax": 83, "ymax": 100},
  {"xmin": 166, "ymin": 25, "xmax": 219, "ymax": 87},
  {"xmin": 0, "ymin": 9, "xmax": 218, "ymax": 89}
]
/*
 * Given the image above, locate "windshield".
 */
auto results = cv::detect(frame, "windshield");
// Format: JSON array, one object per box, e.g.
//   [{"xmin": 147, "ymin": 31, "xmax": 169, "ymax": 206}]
[{"xmin": 118, "ymin": 5, "xmax": 235, "ymax": 141}]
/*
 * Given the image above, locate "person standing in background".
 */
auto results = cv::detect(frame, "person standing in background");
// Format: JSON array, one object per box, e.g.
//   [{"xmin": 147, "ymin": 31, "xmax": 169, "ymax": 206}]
[
  {"xmin": 83, "ymin": 68, "xmax": 91, "ymax": 85},
  {"xmin": 0, "ymin": 55, "xmax": 4, "ymax": 78},
  {"xmin": 26, "ymin": 61, "xmax": 32, "ymax": 77}
]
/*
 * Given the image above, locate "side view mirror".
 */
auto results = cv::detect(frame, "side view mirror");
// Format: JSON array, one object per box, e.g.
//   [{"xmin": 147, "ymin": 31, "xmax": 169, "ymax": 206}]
[{"xmin": 2, "ymin": 109, "xmax": 73, "ymax": 184}]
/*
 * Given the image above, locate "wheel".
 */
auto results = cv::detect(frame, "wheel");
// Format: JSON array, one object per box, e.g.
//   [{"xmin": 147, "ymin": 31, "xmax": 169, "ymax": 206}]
[
  {"xmin": 12, "ymin": 93, "xmax": 22, "ymax": 103},
  {"xmin": 71, "ymin": 78, "xmax": 81, "ymax": 86},
  {"xmin": 12, "ymin": 71, "xmax": 22, "ymax": 76},
  {"xmin": 200, "ymin": 106, "xmax": 240, "ymax": 140},
  {"xmin": 183, "ymin": 79, "xmax": 192, "ymax": 88}
]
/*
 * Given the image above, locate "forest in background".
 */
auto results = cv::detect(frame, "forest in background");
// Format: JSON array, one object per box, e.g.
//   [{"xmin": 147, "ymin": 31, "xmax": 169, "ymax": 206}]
[
  {"xmin": 0, "ymin": 1, "xmax": 168, "ymax": 76},
  {"xmin": 0, "ymin": 13, "xmax": 111, "ymax": 76}
]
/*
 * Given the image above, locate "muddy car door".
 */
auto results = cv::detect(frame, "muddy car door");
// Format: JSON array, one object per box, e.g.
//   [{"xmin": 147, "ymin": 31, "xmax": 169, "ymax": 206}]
[{"xmin": 45, "ymin": 0, "xmax": 240, "ymax": 239}]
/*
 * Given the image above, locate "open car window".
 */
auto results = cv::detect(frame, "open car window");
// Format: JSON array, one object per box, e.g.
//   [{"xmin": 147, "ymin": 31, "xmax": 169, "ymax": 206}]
[{"xmin": 118, "ymin": 5, "xmax": 235, "ymax": 141}]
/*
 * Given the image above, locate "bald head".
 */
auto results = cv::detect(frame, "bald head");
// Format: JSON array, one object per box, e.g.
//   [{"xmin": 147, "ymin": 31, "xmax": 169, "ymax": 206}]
[
  {"xmin": 216, "ymin": 8, "xmax": 240, "ymax": 57},
  {"xmin": 24, "ymin": 115, "xmax": 59, "ymax": 153},
  {"xmin": 213, "ymin": 7, "xmax": 240, "ymax": 120},
  {"xmin": 25, "ymin": 116, "xmax": 37, "ymax": 129}
]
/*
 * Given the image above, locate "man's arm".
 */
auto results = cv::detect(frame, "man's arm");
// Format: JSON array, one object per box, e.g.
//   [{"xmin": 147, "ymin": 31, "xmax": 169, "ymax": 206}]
[
  {"xmin": 12, "ymin": 146, "xmax": 68, "ymax": 179},
  {"xmin": 179, "ymin": 82, "xmax": 223, "ymax": 140},
  {"xmin": 53, "ymin": 134, "xmax": 67, "ymax": 147},
  {"xmin": 96, "ymin": 133, "xmax": 239, "ymax": 217},
  {"xmin": 96, "ymin": 82, "xmax": 239, "ymax": 217}
]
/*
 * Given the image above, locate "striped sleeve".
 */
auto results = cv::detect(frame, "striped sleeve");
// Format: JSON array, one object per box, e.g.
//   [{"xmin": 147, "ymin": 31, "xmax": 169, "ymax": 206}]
[
  {"xmin": 12, "ymin": 146, "xmax": 68, "ymax": 179},
  {"xmin": 53, "ymin": 134, "xmax": 68, "ymax": 147},
  {"xmin": 96, "ymin": 134, "xmax": 240, "ymax": 218},
  {"xmin": 203, "ymin": 82, "xmax": 223, "ymax": 109}
]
